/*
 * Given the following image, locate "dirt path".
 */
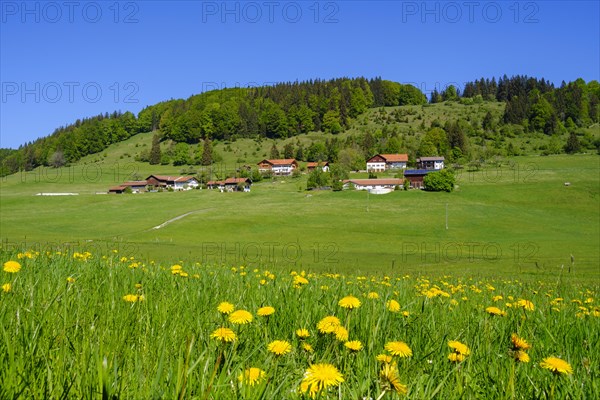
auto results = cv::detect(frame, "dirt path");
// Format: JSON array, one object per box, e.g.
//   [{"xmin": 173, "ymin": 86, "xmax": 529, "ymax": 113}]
[{"xmin": 151, "ymin": 209, "xmax": 213, "ymax": 230}]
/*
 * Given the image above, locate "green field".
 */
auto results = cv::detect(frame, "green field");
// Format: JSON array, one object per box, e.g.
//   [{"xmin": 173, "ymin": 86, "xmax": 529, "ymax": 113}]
[{"xmin": 0, "ymin": 150, "xmax": 598, "ymax": 279}]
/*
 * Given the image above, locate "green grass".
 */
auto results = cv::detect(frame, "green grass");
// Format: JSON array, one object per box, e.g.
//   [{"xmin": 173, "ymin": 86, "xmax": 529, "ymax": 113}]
[
  {"xmin": 0, "ymin": 253, "xmax": 598, "ymax": 399},
  {"xmin": 1, "ymin": 151, "xmax": 598, "ymax": 279}
]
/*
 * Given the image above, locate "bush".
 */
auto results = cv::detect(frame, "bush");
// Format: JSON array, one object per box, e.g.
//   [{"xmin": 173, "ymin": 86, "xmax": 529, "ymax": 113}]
[{"xmin": 423, "ymin": 169, "xmax": 455, "ymax": 192}]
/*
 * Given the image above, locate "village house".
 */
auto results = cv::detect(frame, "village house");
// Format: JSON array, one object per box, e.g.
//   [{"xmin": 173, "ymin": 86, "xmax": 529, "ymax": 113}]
[
  {"xmin": 403, "ymin": 169, "xmax": 432, "ymax": 189},
  {"xmin": 306, "ymin": 161, "xmax": 330, "ymax": 172},
  {"xmin": 366, "ymin": 154, "xmax": 409, "ymax": 172},
  {"xmin": 108, "ymin": 181, "xmax": 148, "ymax": 194},
  {"xmin": 417, "ymin": 156, "xmax": 445, "ymax": 170},
  {"xmin": 343, "ymin": 178, "xmax": 404, "ymax": 194},
  {"xmin": 146, "ymin": 175, "xmax": 199, "ymax": 190},
  {"xmin": 257, "ymin": 159, "xmax": 298, "ymax": 176},
  {"xmin": 207, "ymin": 178, "xmax": 252, "ymax": 192}
]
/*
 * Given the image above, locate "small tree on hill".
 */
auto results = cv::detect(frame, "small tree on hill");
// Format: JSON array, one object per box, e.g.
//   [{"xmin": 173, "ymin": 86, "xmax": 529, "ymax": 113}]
[
  {"xmin": 423, "ymin": 169, "xmax": 455, "ymax": 192},
  {"xmin": 564, "ymin": 132, "xmax": 581, "ymax": 154},
  {"xmin": 149, "ymin": 134, "xmax": 161, "ymax": 165},
  {"xmin": 201, "ymin": 137, "xmax": 213, "ymax": 166},
  {"xmin": 270, "ymin": 143, "xmax": 280, "ymax": 159}
]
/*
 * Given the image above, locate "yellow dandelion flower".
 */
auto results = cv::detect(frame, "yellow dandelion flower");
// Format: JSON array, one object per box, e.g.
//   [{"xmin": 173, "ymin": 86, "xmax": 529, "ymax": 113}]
[
  {"xmin": 385, "ymin": 341, "xmax": 412, "ymax": 358},
  {"xmin": 344, "ymin": 340, "xmax": 363, "ymax": 352},
  {"xmin": 257, "ymin": 306, "xmax": 275, "ymax": 317},
  {"xmin": 300, "ymin": 363, "xmax": 344, "ymax": 398},
  {"xmin": 492, "ymin": 295, "xmax": 504, "ymax": 302},
  {"xmin": 386, "ymin": 299, "xmax": 401, "ymax": 312},
  {"xmin": 367, "ymin": 292, "xmax": 379, "ymax": 299},
  {"xmin": 516, "ymin": 299, "xmax": 535, "ymax": 311},
  {"xmin": 485, "ymin": 306, "xmax": 507, "ymax": 316},
  {"xmin": 229, "ymin": 310, "xmax": 253, "ymax": 324},
  {"xmin": 338, "ymin": 295, "xmax": 361, "ymax": 309},
  {"xmin": 238, "ymin": 367, "xmax": 266, "ymax": 386},
  {"xmin": 334, "ymin": 326, "xmax": 349, "ymax": 342},
  {"xmin": 511, "ymin": 334, "xmax": 531, "ymax": 350},
  {"xmin": 302, "ymin": 343, "xmax": 314, "ymax": 353},
  {"xmin": 540, "ymin": 357, "xmax": 573, "ymax": 375},
  {"xmin": 448, "ymin": 352, "xmax": 466, "ymax": 362},
  {"xmin": 376, "ymin": 354, "xmax": 393, "ymax": 363},
  {"xmin": 402, "ymin": 311, "xmax": 410, "ymax": 317},
  {"xmin": 317, "ymin": 316, "xmax": 340, "ymax": 334},
  {"xmin": 66, "ymin": 277, "xmax": 75, "ymax": 283},
  {"xmin": 123, "ymin": 294, "xmax": 139, "ymax": 303},
  {"xmin": 380, "ymin": 362, "xmax": 408, "ymax": 395},
  {"xmin": 2, "ymin": 283, "xmax": 11, "ymax": 293},
  {"xmin": 293, "ymin": 275, "xmax": 309, "ymax": 285},
  {"xmin": 448, "ymin": 340, "xmax": 470, "ymax": 356},
  {"xmin": 3, "ymin": 261, "xmax": 21, "ymax": 273},
  {"xmin": 512, "ymin": 350, "xmax": 530, "ymax": 363},
  {"xmin": 296, "ymin": 328, "xmax": 310, "ymax": 339},
  {"xmin": 217, "ymin": 302, "xmax": 235, "ymax": 314},
  {"xmin": 267, "ymin": 340, "xmax": 292, "ymax": 356},
  {"xmin": 210, "ymin": 327, "xmax": 236, "ymax": 342}
]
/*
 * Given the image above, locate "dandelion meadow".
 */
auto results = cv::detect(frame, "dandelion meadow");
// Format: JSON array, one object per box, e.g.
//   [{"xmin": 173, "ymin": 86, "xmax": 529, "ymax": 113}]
[{"xmin": 1, "ymin": 250, "xmax": 598, "ymax": 399}]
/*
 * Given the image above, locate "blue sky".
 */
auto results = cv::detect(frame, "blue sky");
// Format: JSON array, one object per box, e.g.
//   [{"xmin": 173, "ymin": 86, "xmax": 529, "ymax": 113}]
[{"xmin": 1, "ymin": 1, "xmax": 598, "ymax": 149}]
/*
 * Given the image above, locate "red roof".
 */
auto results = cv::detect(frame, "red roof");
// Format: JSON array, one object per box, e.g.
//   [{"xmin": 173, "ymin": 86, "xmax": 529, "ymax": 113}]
[
  {"xmin": 147, "ymin": 175, "xmax": 196, "ymax": 182},
  {"xmin": 224, "ymin": 177, "xmax": 251, "ymax": 184},
  {"xmin": 258, "ymin": 159, "xmax": 297, "ymax": 166},
  {"xmin": 307, "ymin": 161, "xmax": 329, "ymax": 168},
  {"xmin": 380, "ymin": 154, "xmax": 408, "ymax": 162},
  {"xmin": 122, "ymin": 181, "xmax": 147, "ymax": 186}
]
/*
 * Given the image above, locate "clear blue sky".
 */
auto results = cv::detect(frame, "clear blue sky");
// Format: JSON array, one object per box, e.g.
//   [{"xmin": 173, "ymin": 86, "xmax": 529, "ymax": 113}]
[{"xmin": 1, "ymin": 1, "xmax": 598, "ymax": 149}]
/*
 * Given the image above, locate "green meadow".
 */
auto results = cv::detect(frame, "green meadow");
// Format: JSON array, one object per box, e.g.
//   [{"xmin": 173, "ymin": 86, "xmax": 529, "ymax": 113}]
[{"xmin": 0, "ymin": 150, "xmax": 598, "ymax": 279}]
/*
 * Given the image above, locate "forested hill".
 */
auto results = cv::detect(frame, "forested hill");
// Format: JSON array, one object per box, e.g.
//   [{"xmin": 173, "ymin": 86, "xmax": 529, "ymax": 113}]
[
  {"xmin": 0, "ymin": 77, "xmax": 425, "ymax": 176},
  {"xmin": 1, "ymin": 76, "xmax": 598, "ymax": 177}
]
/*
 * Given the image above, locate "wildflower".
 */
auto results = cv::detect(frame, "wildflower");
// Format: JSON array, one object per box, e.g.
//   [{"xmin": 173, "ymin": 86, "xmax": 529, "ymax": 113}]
[
  {"xmin": 385, "ymin": 341, "xmax": 412, "ymax": 358},
  {"xmin": 267, "ymin": 340, "xmax": 292, "ymax": 355},
  {"xmin": 367, "ymin": 292, "xmax": 379, "ymax": 299},
  {"xmin": 210, "ymin": 327, "xmax": 236, "ymax": 342},
  {"xmin": 492, "ymin": 295, "xmax": 504, "ymax": 302},
  {"xmin": 293, "ymin": 275, "xmax": 309, "ymax": 286},
  {"xmin": 317, "ymin": 316, "xmax": 340, "ymax": 334},
  {"xmin": 302, "ymin": 343, "xmax": 314, "ymax": 353},
  {"xmin": 380, "ymin": 362, "xmax": 408, "ymax": 395},
  {"xmin": 338, "ymin": 295, "xmax": 361, "ymax": 309},
  {"xmin": 512, "ymin": 350, "xmax": 530, "ymax": 363},
  {"xmin": 386, "ymin": 299, "xmax": 401, "ymax": 312},
  {"xmin": 296, "ymin": 328, "xmax": 310, "ymax": 339},
  {"xmin": 3, "ymin": 261, "xmax": 21, "ymax": 273},
  {"xmin": 344, "ymin": 340, "xmax": 363, "ymax": 352},
  {"xmin": 334, "ymin": 326, "xmax": 349, "ymax": 342},
  {"xmin": 66, "ymin": 277, "xmax": 75, "ymax": 283},
  {"xmin": 300, "ymin": 363, "xmax": 344, "ymax": 398},
  {"xmin": 516, "ymin": 299, "xmax": 535, "ymax": 311},
  {"xmin": 376, "ymin": 354, "xmax": 393, "ymax": 363},
  {"xmin": 448, "ymin": 340, "xmax": 470, "ymax": 362},
  {"xmin": 485, "ymin": 306, "xmax": 507, "ymax": 316},
  {"xmin": 229, "ymin": 310, "xmax": 253, "ymax": 324},
  {"xmin": 238, "ymin": 367, "xmax": 266, "ymax": 386},
  {"xmin": 123, "ymin": 294, "xmax": 139, "ymax": 303},
  {"xmin": 257, "ymin": 306, "xmax": 275, "ymax": 317},
  {"xmin": 402, "ymin": 311, "xmax": 410, "ymax": 317},
  {"xmin": 217, "ymin": 302, "xmax": 235, "ymax": 314},
  {"xmin": 2, "ymin": 283, "xmax": 11, "ymax": 293},
  {"xmin": 510, "ymin": 334, "xmax": 531, "ymax": 350},
  {"xmin": 540, "ymin": 357, "xmax": 573, "ymax": 375}
]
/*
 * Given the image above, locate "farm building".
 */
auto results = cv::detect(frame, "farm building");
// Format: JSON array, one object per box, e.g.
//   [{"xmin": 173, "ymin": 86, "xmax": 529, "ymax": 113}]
[
  {"xmin": 306, "ymin": 161, "xmax": 330, "ymax": 172},
  {"xmin": 207, "ymin": 178, "xmax": 252, "ymax": 192},
  {"xmin": 343, "ymin": 178, "xmax": 404, "ymax": 194},
  {"xmin": 108, "ymin": 181, "xmax": 148, "ymax": 194},
  {"xmin": 146, "ymin": 175, "xmax": 199, "ymax": 190},
  {"xmin": 403, "ymin": 169, "xmax": 433, "ymax": 189},
  {"xmin": 366, "ymin": 154, "xmax": 408, "ymax": 172},
  {"xmin": 257, "ymin": 159, "xmax": 298, "ymax": 176},
  {"xmin": 417, "ymin": 156, "xmax": 445, "ymax": 170}
]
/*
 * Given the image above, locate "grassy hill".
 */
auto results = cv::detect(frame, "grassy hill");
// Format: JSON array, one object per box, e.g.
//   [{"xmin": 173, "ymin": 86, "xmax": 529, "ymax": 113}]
[{"xmin": 1, "ymin": 125, "xmax": 598, "ymax": 279}]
